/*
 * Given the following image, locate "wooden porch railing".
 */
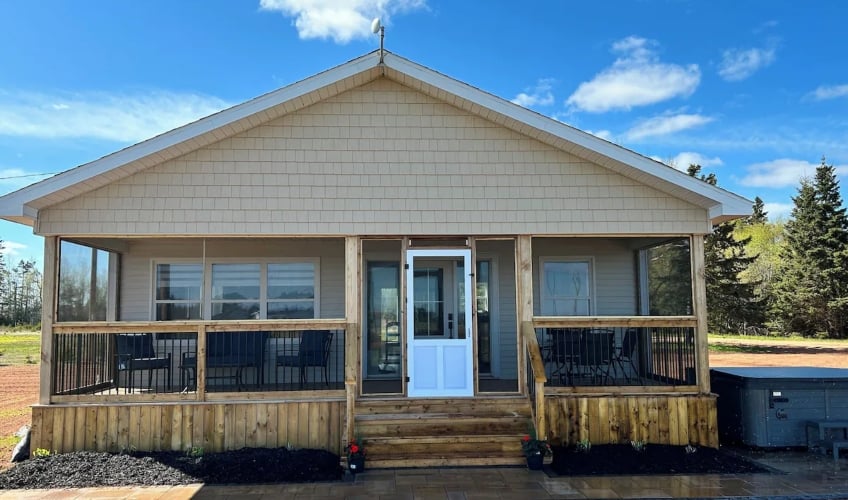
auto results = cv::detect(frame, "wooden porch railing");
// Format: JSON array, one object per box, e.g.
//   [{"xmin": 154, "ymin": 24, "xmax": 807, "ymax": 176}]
[
  {"xmin": 521, "ymin": 321, "xmax": 547, "ymax": 438},
  {"xmin": 49, "ymin": 319, "xmax": 348, "ymax": 403}
]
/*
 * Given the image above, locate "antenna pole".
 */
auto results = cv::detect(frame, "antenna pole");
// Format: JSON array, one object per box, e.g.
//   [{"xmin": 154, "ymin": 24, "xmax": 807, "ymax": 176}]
[{"xmin": 379, "ymin": 26, "xmax": 385, "ymax": 63}]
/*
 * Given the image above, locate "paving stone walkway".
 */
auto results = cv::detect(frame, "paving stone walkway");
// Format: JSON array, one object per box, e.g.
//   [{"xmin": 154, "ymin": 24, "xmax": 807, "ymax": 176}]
[{"xmin": 1, "ymin": 448, "xmax": 846, "ymax": 499}]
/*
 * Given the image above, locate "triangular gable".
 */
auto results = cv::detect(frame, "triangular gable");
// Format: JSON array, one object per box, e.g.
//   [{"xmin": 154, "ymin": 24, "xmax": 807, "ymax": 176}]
[{"xmin": 0, "ymin": 50, "xmax": 750, "ymax": 227}]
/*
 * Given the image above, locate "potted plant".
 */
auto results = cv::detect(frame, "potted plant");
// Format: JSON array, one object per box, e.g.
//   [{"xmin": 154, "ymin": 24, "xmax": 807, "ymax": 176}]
[
  {"xmin": 345, "ymin": 438, "xmax": 366, "ymax": 473},
  {"xmin": 521, "ymin": 432, "xmax": 551, "ymax": 470}
]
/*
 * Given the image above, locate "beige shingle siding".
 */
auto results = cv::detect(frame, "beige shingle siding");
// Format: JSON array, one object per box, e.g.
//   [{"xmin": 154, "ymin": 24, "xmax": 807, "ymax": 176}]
[{"xmin": 38, "ymin": 78, "xmax": 708, "ymax": 236}]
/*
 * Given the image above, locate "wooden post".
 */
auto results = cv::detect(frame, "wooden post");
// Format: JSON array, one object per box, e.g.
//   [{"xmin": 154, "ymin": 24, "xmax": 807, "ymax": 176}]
[
  {"xmin": 469, "ymin": 236, "xmax": 478, "ymax": 395},
  {"xmin": 343, "ymin": 237, "xmax": 360, "ymax": 450},
  {"xmin": 691, "ymin": 235, "xmax": 710, "ymax": 394},
  {"xmin": 39, "ymin": 236, "xmax": 58, "ymax": 405},
  {"xmin": 515, "ymin": 236, "xmax": 533, "ymax": 396},
  {"xmin": 197, "ymin": 324, "xmax": 207, "ymax": 401}
]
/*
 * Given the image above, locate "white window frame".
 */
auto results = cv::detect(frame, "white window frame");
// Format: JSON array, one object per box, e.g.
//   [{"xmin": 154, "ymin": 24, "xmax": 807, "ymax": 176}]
[
  {"xmin": 150, "ymin": 258, "xmax": 320, "ymax": 320},
  {"xmin": 539, "ymin": 257, "xmax": 595, "ymax": 316}
]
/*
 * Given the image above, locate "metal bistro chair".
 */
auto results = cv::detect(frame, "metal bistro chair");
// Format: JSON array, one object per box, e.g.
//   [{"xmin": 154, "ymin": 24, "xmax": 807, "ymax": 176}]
[
  {"xmin": 582, "ymin": 328, "xmax": 615, "ymax": 385},
  {"xmin": 611, "ymin": 327, "xmax": 640, "ymax": 383},
  {"xmin": 546, "ymin": 328, "xmax": 583, "ymax": 385},
  {"xmin": 115, "ymin": 333, "xmax": 172, "ymax": 393},
  {"xmin": 277, "ymin": 330, "xmax": 334, "ymax": 389}
]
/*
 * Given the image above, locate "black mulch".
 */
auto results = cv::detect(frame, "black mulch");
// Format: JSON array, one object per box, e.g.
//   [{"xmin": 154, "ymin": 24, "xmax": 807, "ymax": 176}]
[
  {"xmin": 0, "ymin": 448, "xmax": 343, "ymax": 490},
  {"xmin": 547, "ymin": 444, "xmax": 775, "ymax": 476}
]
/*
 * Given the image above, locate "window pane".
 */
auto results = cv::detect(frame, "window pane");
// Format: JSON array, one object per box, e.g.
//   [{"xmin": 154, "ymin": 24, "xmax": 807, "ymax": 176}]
[
  {"xmin": 268, "ymin": 263, "xmax": 315, "ymax": 299},
  {"xmin": 544, "ymin": 262, "xmax": 589, "ymax": 297},
  {"xmin": 156, "ymin": 264, "xmax": 202, "ymax": 301},
  {"xmin": 646, "ymin": 239, "xmax": 692, "ymax": 315},
  {"xmin": 58, "ymin": 241, "xmax": 110, "ymax": 321},
  {"xmin": 212, "ymin": 302, "xmax": 260, "ymax": 320},
  {"xmin": 267, "ymin": 301, "xmax": 314, "ymax": 319},
  {"xmin": 211, "ymin": 264, "xmax": 260, "ymax": 300},
  {"xmin": 156, "ymin": 303, "xmax": 201, "ymax": 320}
]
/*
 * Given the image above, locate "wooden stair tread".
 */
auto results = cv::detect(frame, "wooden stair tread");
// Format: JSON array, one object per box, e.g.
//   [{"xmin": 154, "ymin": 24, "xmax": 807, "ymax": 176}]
[{"xmin": 366, "ymin": 456, "xmax": 527, "ymax": 468}]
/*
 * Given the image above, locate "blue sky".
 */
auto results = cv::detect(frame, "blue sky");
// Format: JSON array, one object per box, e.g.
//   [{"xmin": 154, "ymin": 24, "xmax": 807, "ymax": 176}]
[{"xmin": 2, "ymin": 0, "xmax": 847, "ymax": 268}]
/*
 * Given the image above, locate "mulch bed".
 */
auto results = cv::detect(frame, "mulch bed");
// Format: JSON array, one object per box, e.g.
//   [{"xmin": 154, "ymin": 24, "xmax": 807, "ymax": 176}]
[
  {"xmin": 547, "ymin": 444, "xmax": 774, "ymax": 476},
  {"xmin": 0, "ymin": 448, "xmax": 342, "ymax": 489}
]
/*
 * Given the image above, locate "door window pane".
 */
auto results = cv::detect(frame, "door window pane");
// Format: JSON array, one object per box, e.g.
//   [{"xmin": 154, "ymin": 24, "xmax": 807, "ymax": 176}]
[
  {"xmin": 413, "ymin": 268, "xmax": 444, "ymax": 337},
  {"xmin": 644, "ymin": 239, "xmax": 693, "ymax": 315}
]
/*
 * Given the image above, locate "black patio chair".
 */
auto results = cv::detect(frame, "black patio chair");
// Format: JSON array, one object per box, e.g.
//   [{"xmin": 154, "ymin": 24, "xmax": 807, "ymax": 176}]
[
  {"xmin": 612, "ymin": 327, "xmax": 640, "ymax": 383},
  {"xmin": 277, "ymin": 330, "xmax": 334, "ymax": 389},
  {"xmin": 115, "ymin": 333, "xmax": 172, "ymax": 393}
]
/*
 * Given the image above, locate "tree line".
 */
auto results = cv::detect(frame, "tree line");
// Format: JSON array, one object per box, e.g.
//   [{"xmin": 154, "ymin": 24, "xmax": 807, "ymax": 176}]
[
  {"xmin": 696, "ymin": 158, "xmax": 848, "ymax": 339},
  {"xmin": 0, "ymin": 248, "xmax": 42, "ymax": 327}
]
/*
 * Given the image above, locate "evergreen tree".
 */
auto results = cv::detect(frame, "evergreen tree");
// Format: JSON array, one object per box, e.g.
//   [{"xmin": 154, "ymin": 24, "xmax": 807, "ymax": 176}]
[
  {"xmin": 746, "ymin": 197, "xmax": 768, "ymax": 225},
  {"xmin": 772, "ymin": 158, "xmax": 848, "ymax": 338},
  {"xmin": 812, "ymin": 159, "xmax": 848, "ymax": 336},
  {"xmin": 688, "ymin": 165, "xmax": 764, "ymax": 333}
]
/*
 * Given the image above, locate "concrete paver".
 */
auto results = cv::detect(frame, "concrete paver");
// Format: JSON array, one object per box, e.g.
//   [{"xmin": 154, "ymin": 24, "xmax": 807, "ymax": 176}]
[{"xmin": 1, "ymin": 448, "xmax": 847, "ymax": 499}]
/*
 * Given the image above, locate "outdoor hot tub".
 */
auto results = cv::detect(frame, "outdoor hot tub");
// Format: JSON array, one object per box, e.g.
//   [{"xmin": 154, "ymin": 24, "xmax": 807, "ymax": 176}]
[{"xmin": 710, "ymin": 366, "xmax": 848, "ymax": 448}]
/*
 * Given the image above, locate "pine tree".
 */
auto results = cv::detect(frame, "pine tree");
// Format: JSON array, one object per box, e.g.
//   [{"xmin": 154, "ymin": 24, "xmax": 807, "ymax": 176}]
[
  {"xmin": 772, "ymin": 159, "xmax": 848, "ymax": 337},
  {"xmin": 746, "ymin": 197, "xmax": 768, "ymax": 225},
  {"xmin": 688, "ymin": 165, "xmax": 764, "ymax": 333},
  {"xmin": 812, "ymin": 159, "xmax": 848, "ymax": 337}
]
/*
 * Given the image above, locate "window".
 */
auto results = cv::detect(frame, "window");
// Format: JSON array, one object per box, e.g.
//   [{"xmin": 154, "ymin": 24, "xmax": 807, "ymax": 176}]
[
  {"xmin": 211, "ymin": 263, "xmax": 260, "ymax": 320},
  {"xmin": 58, "ymin": 240, "xmax": 114, "ymax": 321},
  {"xmin": 267, "ymin": 263, "xmax": 316, "ymax": 319},
  {"xmin": 153, "ymin": 260, "xmax": 318, "ymax": 320},
  {"xmin": 640, "ymin": 239, "xmax": 692, "ymax": 316},
  {"xmin": 540, "ymin": 259, "xmax": 593, "ymax": 316},
  {"xmin": 155, "ymin": 264, "xmax": 202, "ymax": 320}
]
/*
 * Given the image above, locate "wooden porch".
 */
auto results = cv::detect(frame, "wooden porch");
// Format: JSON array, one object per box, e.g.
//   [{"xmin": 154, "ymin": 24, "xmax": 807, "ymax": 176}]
[{"xmin": 30, "ymin": 234, "xmax": 718, "ymax": 466}]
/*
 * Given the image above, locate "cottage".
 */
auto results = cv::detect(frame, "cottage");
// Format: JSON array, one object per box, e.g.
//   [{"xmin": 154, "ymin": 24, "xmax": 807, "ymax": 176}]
[{"xmin": 0, "ymin": 50, "xmax": 748, "ymax": 466}]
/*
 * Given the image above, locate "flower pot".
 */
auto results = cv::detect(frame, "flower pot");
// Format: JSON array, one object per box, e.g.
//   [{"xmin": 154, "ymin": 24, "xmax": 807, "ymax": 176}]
[
  {"xmin": 526, "ymin": 452, "xmax": 544, "ymax": 470},
  {"xmin": 348, "ymin": 455, "xmax": 365, "ymax": 473}
]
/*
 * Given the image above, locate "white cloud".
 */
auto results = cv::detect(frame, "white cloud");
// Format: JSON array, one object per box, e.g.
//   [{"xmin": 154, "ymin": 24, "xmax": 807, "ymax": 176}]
[
  {"xmin": 0, "ymin": 241, "xmax": 28, "ymax": 259},
  {"xmin": 259, "ymin": 0, "xmax": 426, "ymax": 44},
  {"xmin": 566, "ymin": 36, "xmax": 700, "ymax": 113},
  {"xmin": 511, "ymin": 78, "xmax": 555, "ymax": 108},
  {"xmin": 624, "ymin": 113, "xmax": 713, "ymax": 140},
  {"xmin": 738, "ymin": 158, "xmax": 848, "ymax": 188},
  {"xmin": 762, "ymin": 202, "xmax": 793, "ymax": 220},
  {"xmin": 663, "ymin": 152, "xmax": 724, "ymax": 171},
  {"xmin": 587, "ymin": 129, "xmax": 613, "ymax": 141},
  {"xmin": 718, "ymin": 47, "xmax": 776, "ymax": 81},
  {"xmin": 805, "ymin": 84, "xmax": 848, "ymax": 101},
  {"xmin": 0, "ymin": 90, "xmax": 230, "ymax": 143}
]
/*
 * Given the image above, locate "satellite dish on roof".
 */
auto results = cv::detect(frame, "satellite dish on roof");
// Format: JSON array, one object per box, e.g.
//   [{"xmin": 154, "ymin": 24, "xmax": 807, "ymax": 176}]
[{"xmin": 371, "ymin": 18, "xmax": 385, "ymax": 64}]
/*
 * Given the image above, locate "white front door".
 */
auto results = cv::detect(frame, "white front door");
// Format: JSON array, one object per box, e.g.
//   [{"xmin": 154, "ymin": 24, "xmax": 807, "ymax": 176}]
[{"xmin": 406, "ymin": 249, "xmax": 474, "ymax": 397}]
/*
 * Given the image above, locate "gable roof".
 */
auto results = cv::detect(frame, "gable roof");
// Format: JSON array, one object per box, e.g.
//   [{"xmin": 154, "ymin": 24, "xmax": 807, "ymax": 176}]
[{"xmin": 0, "ymin": 50, "xmax": 751, "ymax": 227}]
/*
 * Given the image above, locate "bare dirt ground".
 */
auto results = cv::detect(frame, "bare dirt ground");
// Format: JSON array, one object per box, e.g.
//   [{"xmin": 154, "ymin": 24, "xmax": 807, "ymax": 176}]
[
  {"xmin": 0, "ymin": 365, "xmax": 38, "ymax": 470},
  {"xmin": 709, "ymin": 338, "xmax": 848, "ymax": 368}
]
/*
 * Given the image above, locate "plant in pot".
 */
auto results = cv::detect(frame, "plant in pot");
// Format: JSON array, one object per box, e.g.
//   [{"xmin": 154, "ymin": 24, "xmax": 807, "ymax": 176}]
[
  {"xmin": 521, "ymin": 431, "xmax": 551, "ymax": 470},
  {"xmin": 345, "ymin": 438, "xmax": 366, "ymax": 473}
]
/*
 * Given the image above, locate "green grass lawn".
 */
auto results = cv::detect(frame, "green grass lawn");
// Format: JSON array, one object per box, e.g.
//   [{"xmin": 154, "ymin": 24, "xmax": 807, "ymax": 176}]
[
  {"xmin": 0, "ymin": 331, "xmax": 40, "ymax": 365},
  {"xmin": 708, "ymin": 343, "xmax": 774, "ymax": 353},
  {"xmin": 709, "ymin": 333, "xmax": 848, "ymax": 343}
]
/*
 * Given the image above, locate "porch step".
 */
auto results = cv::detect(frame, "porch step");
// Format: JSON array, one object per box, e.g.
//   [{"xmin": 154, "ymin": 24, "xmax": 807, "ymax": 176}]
[{"xmin": 354, "ymin": 397, "xmax": 533, "ymax": 468}]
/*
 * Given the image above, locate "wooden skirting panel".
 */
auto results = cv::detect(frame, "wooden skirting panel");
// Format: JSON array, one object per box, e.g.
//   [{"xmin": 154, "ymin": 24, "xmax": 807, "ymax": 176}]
[
  {"xmin": 31, "ymin": 400, "xmax": 344, "ymax": 456},
  {"xmin": 544, "ymin": 393, "xmax": 718, "ymax": 448}
]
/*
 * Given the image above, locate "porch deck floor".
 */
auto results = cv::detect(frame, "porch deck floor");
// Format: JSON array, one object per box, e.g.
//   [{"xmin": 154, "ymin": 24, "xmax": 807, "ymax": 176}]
[{"xmin": 4, "ymin": 447, "xmax": 847, "ymax": 499}]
